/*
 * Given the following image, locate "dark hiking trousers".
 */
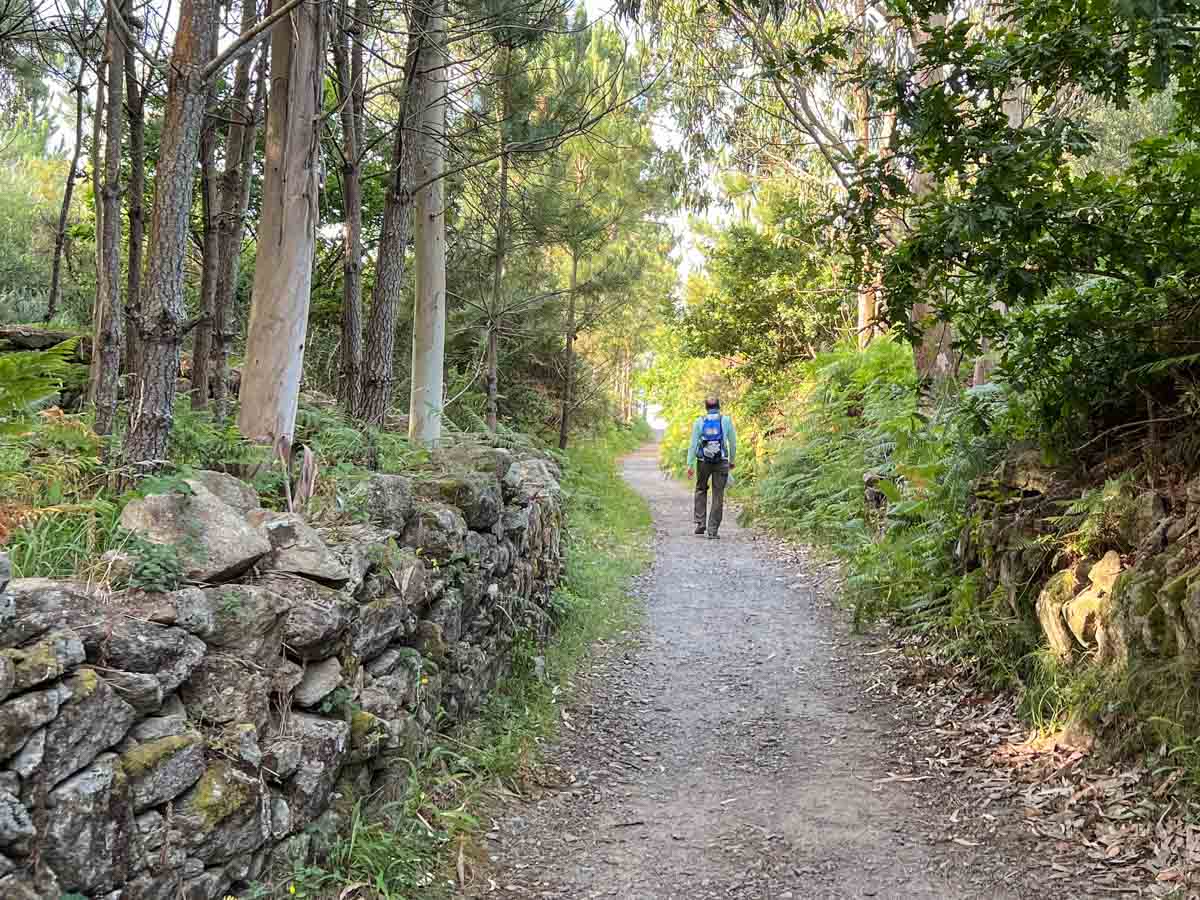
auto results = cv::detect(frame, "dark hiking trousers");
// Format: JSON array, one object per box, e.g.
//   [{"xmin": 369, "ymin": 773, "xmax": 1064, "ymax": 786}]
[{"xmin": 694, "ymin": 460, "xmax": 730, "ymax": 535}]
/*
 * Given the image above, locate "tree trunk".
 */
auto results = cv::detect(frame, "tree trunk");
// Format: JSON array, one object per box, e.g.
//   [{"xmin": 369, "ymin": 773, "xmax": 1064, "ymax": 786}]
[
  {"xmin": 558, "ymin": 249, "xmax": 578, "ymax": 451},
  {"xmin": 212, "ymin": 31, "xmax": 265, "ymax": 420},
  {"xmin": 854, "ymin": 0, "xmax": 875, "ymax": 349},
  {"xmin": 88, "ymin": 65, "xmax": 105, "ymax": 404},
  {"xmin": 237, "ymin": 0, "xmax": 329, "ymax": 444},
  {"xmin": 408, "ymin": 0, "xmax": 448, "ymax": 448},
  {"xmin": 485, "ymin": 45, "xmax": 511, "ymax": 433},
  {"xmin": 333, "ymin": 0, "xmax": 364, "ymax": 413},
  {"xmin": 486, "ymin": 326, "xmax": 499, "ymax": 431},
  {"xmin": 191, "ymin": 112, "xmax": 220, "ymax": 408},
  {"xmin": 909, "ymin": 14, "xmax": 955, "ymax": 385},
  {"xmin": 47, "ymin": 78, "xmax": 85, "ymax": 323},
  {"xmin": 122, "ymin": 0, "xmax": 220, "ymax": 468},
  {"xmin": 124, "ymin": 48, "xmax": 146, "ymax": 382},
  {"xmin": 357, "ymin": 2, "xmax": 432, "ymax": 425},
  {"xmin": 93, "ymin": 0, "xmax": 128, "ymax": 437}
]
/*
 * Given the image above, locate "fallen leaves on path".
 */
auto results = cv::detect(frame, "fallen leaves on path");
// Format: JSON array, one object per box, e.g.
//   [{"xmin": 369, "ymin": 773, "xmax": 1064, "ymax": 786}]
[{"xmin": 863, "ymin": 640, "xmax": 1200, "ymax": 898}]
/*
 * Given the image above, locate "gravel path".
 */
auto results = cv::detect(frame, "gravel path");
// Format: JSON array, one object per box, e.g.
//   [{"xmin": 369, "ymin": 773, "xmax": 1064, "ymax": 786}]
[{"xmin": 465, "ymin": 446, "xmax": 1039, "ymax": 900}]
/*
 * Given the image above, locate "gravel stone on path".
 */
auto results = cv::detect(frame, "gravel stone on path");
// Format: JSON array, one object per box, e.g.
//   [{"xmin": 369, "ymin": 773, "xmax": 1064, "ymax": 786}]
[{"xmin": 464, "ymin": 446, "xmax": 1105, "ymax": 900}]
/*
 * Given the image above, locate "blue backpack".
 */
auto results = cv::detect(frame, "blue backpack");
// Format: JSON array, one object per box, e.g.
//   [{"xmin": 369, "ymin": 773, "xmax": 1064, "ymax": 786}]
[{"xmin": 698, "ymin": 412, "xmax": 725, "ymax": 463}]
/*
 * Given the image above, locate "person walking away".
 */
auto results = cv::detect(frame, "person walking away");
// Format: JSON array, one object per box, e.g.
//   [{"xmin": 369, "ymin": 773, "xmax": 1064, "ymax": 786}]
[{"xmin": 687, "ymin": 396, "xmax": 736, "ymax": 539}]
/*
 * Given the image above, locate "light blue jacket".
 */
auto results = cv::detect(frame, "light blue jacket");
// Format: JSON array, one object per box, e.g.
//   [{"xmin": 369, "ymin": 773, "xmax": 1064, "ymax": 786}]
[{"xmin": 687, "ymin": 414, "xmax": 736, "ymax": 468}]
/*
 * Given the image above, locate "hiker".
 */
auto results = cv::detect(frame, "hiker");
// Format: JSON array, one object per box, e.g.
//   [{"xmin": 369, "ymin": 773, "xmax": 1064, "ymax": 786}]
[{"xmin": 686, "ymin": 395, "xmax": 736, "ymax": 539}]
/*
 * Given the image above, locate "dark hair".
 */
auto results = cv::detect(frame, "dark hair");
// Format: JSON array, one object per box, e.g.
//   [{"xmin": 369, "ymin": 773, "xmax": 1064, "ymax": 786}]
[{"xmin": 704, "ymin": 395, "xmax": 720, "ymax": 411}]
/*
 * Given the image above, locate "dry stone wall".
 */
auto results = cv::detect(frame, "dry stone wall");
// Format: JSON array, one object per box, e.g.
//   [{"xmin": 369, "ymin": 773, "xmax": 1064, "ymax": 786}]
[
  {"xmin": 965, "ymin": 447, "xmax": 1200, "ymax": 670},
  {"xmin": 0, "ymin": 442, "xmax": 565, "ymax": 899}
]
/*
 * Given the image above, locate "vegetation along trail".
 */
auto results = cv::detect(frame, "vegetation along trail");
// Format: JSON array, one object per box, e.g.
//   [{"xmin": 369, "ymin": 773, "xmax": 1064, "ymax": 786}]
[{"xmin": 471, "ymin": 445, "xmax": 1041, "ymax": 900}]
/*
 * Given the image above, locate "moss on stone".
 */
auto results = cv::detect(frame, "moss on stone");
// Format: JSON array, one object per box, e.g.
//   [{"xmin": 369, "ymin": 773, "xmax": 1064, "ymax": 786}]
[
  {"xmin": 120, "ymin": 733, "xmax": 195, "ymax": 778},
  {"xmin": 191, "ymin": 762, "xmax": 252, "ymax": 828},
  {"xmin": 68, "ymin": 667, "xmax": 100, "ymax": 700}
]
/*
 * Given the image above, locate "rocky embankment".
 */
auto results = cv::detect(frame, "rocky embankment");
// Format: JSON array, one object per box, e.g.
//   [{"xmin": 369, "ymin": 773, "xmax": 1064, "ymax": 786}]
[
  {"xmin": 0, "ymin": 442, "xmax": 564, "ymax": 899},
  {"xmin": 968, "ymin": 447, "xmax": 1200, "ymax": 671}
]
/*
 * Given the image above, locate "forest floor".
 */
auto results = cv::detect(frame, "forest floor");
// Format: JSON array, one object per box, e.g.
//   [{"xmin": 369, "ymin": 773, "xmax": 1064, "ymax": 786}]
[{"xmin": 460, "ymin": 446, "xmax": 1184, "ymax": 900}]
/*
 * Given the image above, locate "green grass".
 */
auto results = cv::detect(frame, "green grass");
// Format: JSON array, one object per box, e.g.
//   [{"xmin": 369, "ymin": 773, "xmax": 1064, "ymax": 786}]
[{"xmin": 254, "ymin": 423, "xmax": 654, "ymax": 899}]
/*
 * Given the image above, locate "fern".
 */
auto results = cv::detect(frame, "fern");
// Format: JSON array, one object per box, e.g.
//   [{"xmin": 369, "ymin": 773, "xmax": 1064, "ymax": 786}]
[{"xmin": 0, "ymin": 339, "xmax": 83, "ymax": 433}]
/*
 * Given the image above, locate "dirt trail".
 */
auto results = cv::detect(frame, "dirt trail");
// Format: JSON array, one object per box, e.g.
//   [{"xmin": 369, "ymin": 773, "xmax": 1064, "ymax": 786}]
[{"xmin": 467, "ymin": 446, "xmax": 1044, "ymax": 900}]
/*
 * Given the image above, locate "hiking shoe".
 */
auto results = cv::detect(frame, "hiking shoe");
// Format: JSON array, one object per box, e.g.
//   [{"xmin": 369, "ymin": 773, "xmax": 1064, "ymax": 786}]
[{"xmin": 694, "ymin": 525, "xmax": 706, "ymax": 535}]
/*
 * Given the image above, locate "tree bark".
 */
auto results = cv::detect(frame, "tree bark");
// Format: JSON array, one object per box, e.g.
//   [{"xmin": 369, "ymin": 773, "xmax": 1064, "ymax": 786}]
[
  {"xmin": 237, "ymin": 0, "xmax": 329, "ymax": 444},
  {"xmin": 191, "ymin": 110, "xmax": 220, "ymax": 408},
  {"xmin": 88, "ymin": 64, "xmax": 105, "ymax": 403},
  {"xmin": 124, "ymin": 46, "xmax": 146, "ymax": 382},
  {"xmin": 558, "ymin": 248, "xmax": 578, "ymax": 451},
  {"xmin": 47, "ymin": 78, "xmax": 85, "ymax": 323},
  {"xmin": 854, "ymin": 0, "xmax": 875, "ymax": 349},
  {"xmin": 408, "ymin": 0, "xmax": 448, "ymax": 448},
  {"xmin": 332, "ymin": 0, "xmax": 364, "ymax": 413},
  {"xmin": 93, "ymin": 0, "xmax": 128, "ymax": 437},
  {"xmin": 357, "ymin": 1, "xmax": 431, "ymax": 425},
  {"xmin": 909, "ymin": 14, "xmax": 955, "ymax": 385},
  {"xmin": 485, "ymin": 45, "xmax": 511, "ymax": 433},
  {"xmin": 212, "ymin": 28, "xmax": 265, "ymax": 420},
  {"xmin": 122, "ymin": 0, "xmax": 220, "ymax": 468}
]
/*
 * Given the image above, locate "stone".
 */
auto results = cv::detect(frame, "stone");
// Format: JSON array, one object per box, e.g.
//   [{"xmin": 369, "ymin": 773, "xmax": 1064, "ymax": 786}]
[
  {"xmin": 283, "ymin": 713, "xmax": 349, "ymax": 829},
  {"xmin": 417, "ymin": 472, "xmax": 504, "ymax": 531},
  {"xmin": 364, "ymin": 474, "xmax": 415, "ymax": 529},
  {"xmin": 293, "ymin": 657, "xmax": 344, "ymax": 708},
  {"xmin": 431, "ymin": 443, "xmax": 514, "ymax": 481},
  {"xmin": 347, "ymin": 709, "xmax": 390, "ymax": 763},
  {"xmin": 40, "ymin": 668, "xmax": 137, "ymax": 789},
  {"xmin": 427, "ymin": 589, "xmax": 464, "ymax": 644},
  {"xmin": 318, "ymin": 523, "xmax": 399, "ymax": 594},
  {"xmin": 174, "ymin": 761, "xmax": 269, "ymax": 864},
  {"xmin": 502, "ymin": 504, "xmax": 531, "ymax": 552},
  {"xmin": 219, "ymin": 722, "xmax": 263, "ymax": 768},
  {"xmin": 1125, "ymin": 491, "xmax": 1167, "ymax": 548},
  {"xmin": 996, "ymin": 447, "xmax": 1058, "ymax": 495},
  {"xmin": 413, "ymin": 620, "xmax": 449, "ymax": 663},
  {"xmin": 143, "ymin": 586, "xmax": 217, "ymax": 637},
  {"xmin": 43, "ymin": 753, "xmax": 140, "ymax": 894},
  {"xmin": 9, "ymin": 728, "xmax": 43, "ymax": 779},
  {"xmin": 275, "ymin": 578, "xmax": 350, "ymax": 660},
  {"xmin": 201, "ymin": 583, "xmax": 289, "ymax": 659},
  {"xmin": 247, "ymin": 510, "xmax": 350, "ymax": 586},
  {"xmin": 1064, "ymin": 591, "xmax": 1106, "ymax": 648},
  {"xmin": 262, "ymin": 737, "xmax": 303, "ymax": 783},
  {"xmin": 180, "ymin": 655, "xmax": 271, "ymax": 730},
  {"xmin": 0, "ymin": 868, "xmax": 60, "ymax": 900},
  {"xmin": 0, "ymin": 657, "xmax": 12, "ymax": 705},
  {"xmin": 270, "ymin": 793, "xmax": 292, "ymax": 839},
  {"xmin": 502, "ymin": 457, "xmax": 562, "ymax": 505},
  {"xmin": 0, "ymin": 552, "xmax": 9, "ymax": 593},
  {"xmin": 365, "ymin": 646, "xmax": 404, "ymax": 678},
  {"xmin": 0, "ymin": 579, "xmax": 99, "ymax": 648},
  {"xmin": 120, "ymin": 481, "xmax": 271, "ymax": 582},
  {"xmin": 188, "ymin": 470, "xmax": 261, "ymax": 514},
  {"xmin": 132, "ymin": 714, "xmax": 190, "ymax": 743},
  {"xmin": 121, "ymin": 730, "xmax": 206, "ymax": 812},
  {"xmin": 0, "ymin": 685, "xmax": 62, "ymax": 760},
  {"xmin": 81, "ymin": 618, "xmax": 206, "ymax": 696},
  {"xmin": 1089, "ymin": 551, "xmax": 1123, "ymax": 593},
  {"xmin": 351, "ymin": 564, "xmax": 425, "ymax": 659},
  {"xmin": 273, "ymin": 657, "xmax": 304, "ymax": 695},
  {"xmin": 0, "ymin": 788, "xmax": 34, "ymax": 849},
  {"xmin": 103, "ymin": 669, "xmax": 164, "ymax": 714},
  {"xmin": 1036, "ymin": 570, "xmax": 1078, "ymax": 659},
  {"xmin": 402, "ymin": 501, "xmax": 468, "ymax": 561}
]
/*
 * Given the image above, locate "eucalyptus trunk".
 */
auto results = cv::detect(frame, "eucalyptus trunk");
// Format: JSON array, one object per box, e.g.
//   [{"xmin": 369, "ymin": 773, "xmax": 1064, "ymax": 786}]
[
  {"xmin": 408, "ymin": 0, "xmax": 448, "ymax": 447},
  {"xmin": 237, "ymin": 0, "xmax": 329, "ymax": 444},
  {"xmin": 485, "ymin": 45, "xmax": 511, "ymax": 433},
  {"xmin": 122, "ymin": 0, "xmax": 220, "ymax": 467}
]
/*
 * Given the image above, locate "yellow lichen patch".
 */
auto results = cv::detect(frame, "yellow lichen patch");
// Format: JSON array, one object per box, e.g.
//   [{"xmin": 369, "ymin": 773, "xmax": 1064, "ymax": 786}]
[
  {"xmin": 120, "ymin": 733, "xmax": 196, "ymax": 778},
  {"xmin": 191, "ymin": 762, "xmax": 252, "ymax": 829}
]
